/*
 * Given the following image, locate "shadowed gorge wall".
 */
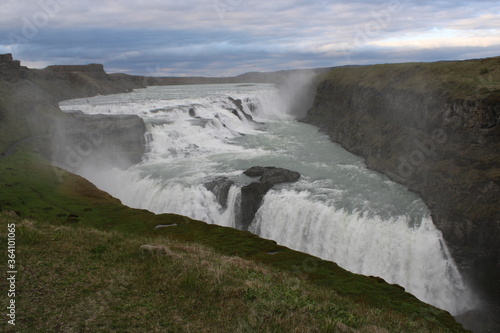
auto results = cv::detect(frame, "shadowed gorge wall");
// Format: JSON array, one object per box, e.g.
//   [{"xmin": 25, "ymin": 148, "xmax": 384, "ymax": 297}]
[
  {"xmin": 304, "ymin": 58, "xmax": 500, "ymax": 317},
  {"xmin": 0, "ymin": 56, "xmax": 147, "ymax": 167}
]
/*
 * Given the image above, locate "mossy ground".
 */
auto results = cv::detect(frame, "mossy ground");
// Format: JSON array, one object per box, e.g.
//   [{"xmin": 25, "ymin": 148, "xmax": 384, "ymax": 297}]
[{"xmin": 0, "ymin": 150, "xmax": 469, "ymax": 332}]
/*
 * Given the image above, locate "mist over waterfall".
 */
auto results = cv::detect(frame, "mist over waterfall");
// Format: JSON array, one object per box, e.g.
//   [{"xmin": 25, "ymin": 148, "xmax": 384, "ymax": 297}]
[{"xmin": 59, "ymin": 82, "xmax": 479, "ymax": 316}]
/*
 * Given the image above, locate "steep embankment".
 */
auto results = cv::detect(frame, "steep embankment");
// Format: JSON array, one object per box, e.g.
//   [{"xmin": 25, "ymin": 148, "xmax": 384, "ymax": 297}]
[{"xmin": 305, "ymin": 58, "xmax": 500, "ymax": 314}]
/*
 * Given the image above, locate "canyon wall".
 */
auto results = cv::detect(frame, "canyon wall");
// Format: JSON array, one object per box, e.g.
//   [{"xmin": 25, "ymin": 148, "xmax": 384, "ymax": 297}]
[
  {"xmin": 304, "ymin": 58, "xmax": 500, "ymax": 313},
  {"xmin": 0, "ymin": 55, "xmax": 146, "ymax": 167}
]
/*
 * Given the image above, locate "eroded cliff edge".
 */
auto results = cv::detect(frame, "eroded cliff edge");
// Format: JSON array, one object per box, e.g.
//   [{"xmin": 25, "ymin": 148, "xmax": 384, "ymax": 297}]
[{"xmin": 304, "ymin": 58, "xmax": 500, "ymax": 313}]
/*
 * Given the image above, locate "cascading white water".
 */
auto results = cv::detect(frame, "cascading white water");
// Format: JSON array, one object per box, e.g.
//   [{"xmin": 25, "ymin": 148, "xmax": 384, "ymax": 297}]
[
  {"xmin": 60, "ymin": 83, "xmax": 478, "ymax": 315},
  {"xmin": 252, "ymin": 190, "xmax": 472, "ymax": 314}
]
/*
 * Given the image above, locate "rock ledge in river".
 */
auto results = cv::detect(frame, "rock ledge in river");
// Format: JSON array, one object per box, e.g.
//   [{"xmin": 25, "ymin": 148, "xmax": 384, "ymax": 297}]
[{"xmin": 240, "ymin": 166, "xmax": 300, "ymax": 230}]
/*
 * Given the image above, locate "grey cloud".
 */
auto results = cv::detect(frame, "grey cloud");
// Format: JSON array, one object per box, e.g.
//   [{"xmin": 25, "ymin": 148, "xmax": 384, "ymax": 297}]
[{"xmin": 1, "ymin": 0, "xmax": 499, "ymax": 75}]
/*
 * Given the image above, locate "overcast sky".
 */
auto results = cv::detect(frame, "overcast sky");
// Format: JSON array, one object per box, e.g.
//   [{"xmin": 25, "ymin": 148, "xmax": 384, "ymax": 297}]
[{"xmin": 1, "ymin": 0, "xmax": 499, "ymax": 76}]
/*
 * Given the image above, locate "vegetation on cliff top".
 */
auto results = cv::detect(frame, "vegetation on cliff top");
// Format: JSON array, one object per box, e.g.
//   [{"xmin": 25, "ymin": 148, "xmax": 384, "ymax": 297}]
[{"xmin": 321, "ymin": 56, "xmax": 500, "ymax": 100}]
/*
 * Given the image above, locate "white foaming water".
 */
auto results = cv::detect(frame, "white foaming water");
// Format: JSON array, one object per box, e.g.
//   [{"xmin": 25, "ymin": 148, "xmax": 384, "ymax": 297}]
[
  {"xmin": 60, "ymin": 84, "xmax": 478, "ymax": 315},
  {"xmin": 252, "ymin": 190, "xmax": 472, "ymax": 314}
]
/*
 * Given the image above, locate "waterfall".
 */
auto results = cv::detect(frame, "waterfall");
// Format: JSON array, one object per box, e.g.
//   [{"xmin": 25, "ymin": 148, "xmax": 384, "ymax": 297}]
[
  {"xmin": 252, "ymin": 189, "xmax": 475, "ymax": 315},
  {"xmin": 60, "ymin": 83, "xmax": 479, "ymax": 316}
]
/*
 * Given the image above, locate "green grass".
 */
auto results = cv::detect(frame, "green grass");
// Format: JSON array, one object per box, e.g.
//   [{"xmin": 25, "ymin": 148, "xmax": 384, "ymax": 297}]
[
  {"xmin": 1, "ymin": 211, "xmax": 466, "ymax": 333},
  {"xmin": 0, "ymin": 151, "xmax": 469, "ymax": 332},
  {"xmin": 323, "ymin": 57, "xmax": 500, "ymax": 99}
]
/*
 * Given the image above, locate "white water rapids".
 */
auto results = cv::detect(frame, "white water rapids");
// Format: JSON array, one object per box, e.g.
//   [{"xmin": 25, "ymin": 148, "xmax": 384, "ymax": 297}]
[{"xmin": 59, "ymin": 83, "xmax": 478, "ymax": 315}]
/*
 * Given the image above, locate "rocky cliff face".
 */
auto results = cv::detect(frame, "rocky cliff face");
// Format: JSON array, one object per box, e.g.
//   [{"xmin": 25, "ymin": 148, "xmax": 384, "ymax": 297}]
[
  {"xmin": 0, "ymin": 54, "xmax": 147, "ymax": 168},
  {"xmin": 304, "ymin": 58, "xmax": 500, "ymax": 323},
  {"xmin": 51, "ymin": 113, "xmax": 146, "ymax": 172},
  {"xmin": 0, "ymin": 53, "xmax": 24, "ymax": 82}
]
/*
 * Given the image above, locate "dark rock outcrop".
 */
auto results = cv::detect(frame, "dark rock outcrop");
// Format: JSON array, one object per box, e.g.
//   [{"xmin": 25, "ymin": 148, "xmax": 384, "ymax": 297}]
[
  {"xmin": 51, "ymin": 114, "xmax": 146, "ymax": 171},
  {"xmin": 0, "ymin": 53, "xmax": 25, "ymax": 82},
  {"xmin": 45, "ymin": 64, "xmax": 108, "ymax": 79},
  {"xmin": 204, "ymin": 177, "xmax": 235, "ymax": 209},
  {"xmin": 244, "ymin": 166, "xmax": 301, "ymax": 184},
  {"xmin": 229, "ymin": 97, "xmax": 244, "ymax": 112},
  {"xmin": 240, "ymin": 167, "xmax": 300, "ymax": 230},
  {"xmin": 0, "ymin": 54, "xmax": 148, "ymax": 169},
  {"xmin": 0, "ymin": 54, "xmax": 14, "ymax": 63},
  {"xmin": 228, "ymin": 97, "xmax": 254, "ymax": 121},
  {"xmin": 229, "ymin": 108, "xmax": 241, "ymax": 119}
]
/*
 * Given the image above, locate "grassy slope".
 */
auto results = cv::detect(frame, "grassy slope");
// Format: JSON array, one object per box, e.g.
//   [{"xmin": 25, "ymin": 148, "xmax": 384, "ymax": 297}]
[{"xmin": 0, "ymin": 152, "xmax": 469, "ymax": 332}]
